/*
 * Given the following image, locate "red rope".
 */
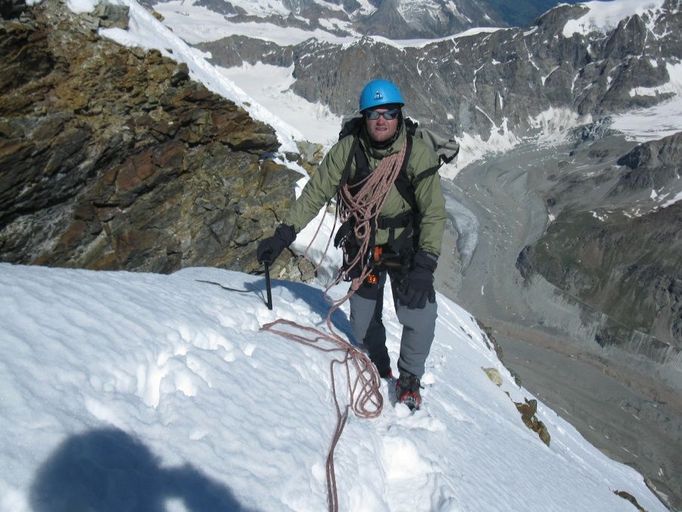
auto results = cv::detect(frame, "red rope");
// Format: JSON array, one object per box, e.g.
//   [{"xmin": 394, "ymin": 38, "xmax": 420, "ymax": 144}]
[{"xmin": 260, "ymin": 318, "xmax": 381, "ymax": 512}]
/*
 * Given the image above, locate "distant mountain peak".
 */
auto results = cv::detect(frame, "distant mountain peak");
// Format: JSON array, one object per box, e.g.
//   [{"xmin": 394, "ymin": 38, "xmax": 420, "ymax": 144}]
[{"xmin": 175, "ymin": 0, "xmax": 587, "ymax": 40}]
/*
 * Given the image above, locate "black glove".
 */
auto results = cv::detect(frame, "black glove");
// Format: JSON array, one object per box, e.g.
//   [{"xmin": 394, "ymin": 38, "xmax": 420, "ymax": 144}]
[
  {"xmin": 395, "ymin": 251, "xmax": 437, "ymax": 309},
  {"xmin": 257, "ymin": 224, "xmax": 296, "ymax": 264},
  {"xmin": 333, "ymin": 218, "xmax": 355, "ymax": 249}
]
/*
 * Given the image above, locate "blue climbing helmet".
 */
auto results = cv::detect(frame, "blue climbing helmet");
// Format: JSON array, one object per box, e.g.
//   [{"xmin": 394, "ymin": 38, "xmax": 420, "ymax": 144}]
[{"xmin": 359, "ymin": 79, "xmax": 405, "ymax": 112}]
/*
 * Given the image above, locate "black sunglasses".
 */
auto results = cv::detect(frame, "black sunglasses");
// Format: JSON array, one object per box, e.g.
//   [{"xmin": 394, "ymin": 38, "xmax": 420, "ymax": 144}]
[{"xmin": 364, "ymin": 109, "xmax": 401, "ymax": 121}]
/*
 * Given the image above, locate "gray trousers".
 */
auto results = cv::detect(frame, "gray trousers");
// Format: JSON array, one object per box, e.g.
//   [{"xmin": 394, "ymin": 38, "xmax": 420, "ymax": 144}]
[{"xmin": 349, "ymin": 271, "xmax": 437, "ymax": 378}]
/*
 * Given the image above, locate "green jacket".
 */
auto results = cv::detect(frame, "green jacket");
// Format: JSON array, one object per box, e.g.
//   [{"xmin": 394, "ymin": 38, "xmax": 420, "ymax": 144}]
[{"xmin": 283, "ymin": 124, "xmax": 446, "ymax": 256}]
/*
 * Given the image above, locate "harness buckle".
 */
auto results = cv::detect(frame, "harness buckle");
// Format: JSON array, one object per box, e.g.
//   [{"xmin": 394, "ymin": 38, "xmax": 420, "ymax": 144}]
[{"xmin": 372, "ymin": 246, "xmax": 383, "ymax": 263}]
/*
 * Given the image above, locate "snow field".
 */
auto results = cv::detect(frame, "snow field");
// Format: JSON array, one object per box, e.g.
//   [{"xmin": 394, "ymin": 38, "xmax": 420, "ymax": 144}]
[{"xmin": 0, "ymin": 263, "xmax": 667, "ymax": 511}]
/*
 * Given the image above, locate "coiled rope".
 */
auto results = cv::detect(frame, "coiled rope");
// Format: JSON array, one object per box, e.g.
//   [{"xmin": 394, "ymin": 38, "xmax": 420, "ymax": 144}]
[{"xmin": 261, "ymin": 140, "xmax": 408, "ymax": 512}]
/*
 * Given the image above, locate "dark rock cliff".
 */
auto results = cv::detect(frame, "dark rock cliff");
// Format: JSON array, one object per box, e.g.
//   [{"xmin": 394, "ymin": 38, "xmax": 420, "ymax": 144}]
[
  {"xmin": 0, "ymin": 0, "xmax": 301, "ymax": 274},
  {"xmin": 518, "ymin": 133, "xmax": 682, "ymax": 353}
]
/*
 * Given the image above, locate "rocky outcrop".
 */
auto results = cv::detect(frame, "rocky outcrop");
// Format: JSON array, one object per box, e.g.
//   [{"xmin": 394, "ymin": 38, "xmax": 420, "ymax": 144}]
[
  {"xmin": 516, "ymin": 132, "xmax": 682, "ymax": 358},
  {"xmin": 0, "ymin": 0, "xmax": 302, "ymax": 274},
  {"xmin": 614, "ymin": 132, "xmax": 682, "ymax": 193},
  {"xmin": 514, "ymin": 398, "xmax": 551, "ymax": 446},
  {"xmin": 517, "ymin": 203, "xmax": 682, "ymax": 354}
]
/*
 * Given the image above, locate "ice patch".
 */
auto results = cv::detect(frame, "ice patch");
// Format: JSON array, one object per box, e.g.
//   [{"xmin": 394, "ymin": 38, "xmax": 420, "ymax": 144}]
[
  {"xmin": 661, "ymin": 191, "xmax": 682, "ymax": 208},
  {"xmin": 592, "ymin": 210, "xmax": 608, "ymax": 222},
  {"xmin": 66, "ymin": 0, "xmax": 96, "ymax": 12},
  {"xmin": 450, "ymin": 107, "xmax": 588, "ymax": 174},
  {"xmin": 218, "ymin": 63, "xmax": 342, "ymax": 145}
]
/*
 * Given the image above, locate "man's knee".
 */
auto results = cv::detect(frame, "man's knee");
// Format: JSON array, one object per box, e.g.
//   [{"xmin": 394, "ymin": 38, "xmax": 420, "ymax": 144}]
[
  {"xmin": 396, "ymin": 300, "xmax": 437, "ymax": 334},
  {"xmin": 350, "ymin": 294, "xmax": 377, "ymax": 341}
]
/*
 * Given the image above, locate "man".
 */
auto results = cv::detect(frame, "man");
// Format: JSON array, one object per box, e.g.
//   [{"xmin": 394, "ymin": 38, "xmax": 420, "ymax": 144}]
[{"xmin": 257, "ymin": 79, "xmax": 446, "ymax": 410}]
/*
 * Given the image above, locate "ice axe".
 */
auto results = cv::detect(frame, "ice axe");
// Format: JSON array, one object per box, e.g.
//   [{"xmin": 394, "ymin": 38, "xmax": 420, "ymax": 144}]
[{"xmin": 264, "ymin": 261, "xmax": 273, "ymax": 310}]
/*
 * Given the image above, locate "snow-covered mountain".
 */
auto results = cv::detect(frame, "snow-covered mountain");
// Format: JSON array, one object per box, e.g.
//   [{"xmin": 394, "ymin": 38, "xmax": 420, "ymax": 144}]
[
  {"xmin": 144, "ymin": 0, "xmax": 573, "ymax": 40},
  {"xmin": 0, "ymin": 263, "xmax": 668, "ymax": 512},
  {"xmin": 154, "ymin": 0, "xmax": 682, "ymax": 167}
]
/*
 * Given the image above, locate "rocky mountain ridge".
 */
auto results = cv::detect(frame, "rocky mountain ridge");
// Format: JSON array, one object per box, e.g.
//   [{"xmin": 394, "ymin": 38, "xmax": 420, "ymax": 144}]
[
  {"xmin": 196, "ymin": 0, "xmax": 681, "ymax": 142},
  {"xmin": 517, "ymin": 132, "xmax": 682, "ymax": 354},
  {"xmin": 176, "ymin": 0, "xmax": 582, "ymax": 40},
  {"xmin": 0, "ymin": 0, "xmax": 308, "ymax": 276}
]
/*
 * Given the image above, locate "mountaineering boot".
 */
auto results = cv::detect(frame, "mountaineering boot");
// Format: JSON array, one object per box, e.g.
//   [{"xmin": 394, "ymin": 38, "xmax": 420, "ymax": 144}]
[{"xmin": 396, "ymin": 372, "xmax": 421, "ymax": 410}]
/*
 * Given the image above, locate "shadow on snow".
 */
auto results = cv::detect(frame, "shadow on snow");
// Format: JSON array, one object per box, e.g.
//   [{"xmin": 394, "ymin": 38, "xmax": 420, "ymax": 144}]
[{"xmin": 30, "ymin": 427, "xmax": 258, "ymax": 512}]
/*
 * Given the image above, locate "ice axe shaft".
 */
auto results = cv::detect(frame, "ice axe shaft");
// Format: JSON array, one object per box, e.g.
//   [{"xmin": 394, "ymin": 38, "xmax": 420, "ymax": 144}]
[{"xmin": 264, "ymin": 262, "xmax": 273, "ymax": 310}]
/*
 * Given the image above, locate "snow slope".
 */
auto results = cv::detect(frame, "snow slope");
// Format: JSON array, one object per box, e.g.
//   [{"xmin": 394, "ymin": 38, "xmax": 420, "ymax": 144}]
[{"xmin": 0, "ymin": 263, "xmax": 668, "ymax": 512}]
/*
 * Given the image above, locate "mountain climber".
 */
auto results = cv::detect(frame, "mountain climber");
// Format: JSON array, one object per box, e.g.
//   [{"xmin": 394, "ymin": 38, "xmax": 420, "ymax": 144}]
[{"xmin": 257, "ymin": 79, "xmax": 446, "ymax": 410}]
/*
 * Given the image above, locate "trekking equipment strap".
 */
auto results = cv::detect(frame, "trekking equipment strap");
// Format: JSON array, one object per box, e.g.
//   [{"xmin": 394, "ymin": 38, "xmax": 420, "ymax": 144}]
[
  {"xmin": 338, "ymin": 136, "xmax": 359, "ymax": 193},
  {"xmin": 378, "ymin": 211, "xmax": 412, "ymax": 229},
  {"xmin": 391, "ymin": 135, "xmax": 415, "ymax": 210},
  {"xmin": 413, "ymin": 164, "xmax": 439, "ymax": 186}
]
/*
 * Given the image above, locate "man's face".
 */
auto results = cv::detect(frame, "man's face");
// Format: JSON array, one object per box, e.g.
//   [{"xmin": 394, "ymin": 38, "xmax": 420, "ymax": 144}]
[{"xmin": 365, "ymin": 108, "xmax": 400, "ymax": 143}]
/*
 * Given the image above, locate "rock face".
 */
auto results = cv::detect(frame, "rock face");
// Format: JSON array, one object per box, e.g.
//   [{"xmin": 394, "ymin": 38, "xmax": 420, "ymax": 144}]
[
  {"xmin": 517, "ymin": 133, "xmax": 682, "ymax": 354},
  {"xmin": 356, "ymin": 0, "xmax": 506, "ymax": 39},
  {"xmin": 198, "ymin": 2, "xmax": 682, "ymax": 140},
  {"xmin": 614, "ymin": 133, "xmax": 682, "ymax": 194},
  {"xmin": 519, "ymin": 205, "xmax": 682, "ymax": 354},
  {"xmin": 0, "ymin": 0, "xmax": 301, "ymax": 274}
]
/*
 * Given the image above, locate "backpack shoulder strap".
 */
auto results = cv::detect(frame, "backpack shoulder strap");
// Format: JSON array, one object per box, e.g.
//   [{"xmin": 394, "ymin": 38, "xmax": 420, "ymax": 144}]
[
  {"xmin": 337, "ymin": 116, "xmax": 366, "ymax": 191},
  {"xmin": 412, "ymin": 163, "xmax": 440, "ymax": 187},
  {"xmin": 393, "ymin": 134, "xmax": 416, "ymax": 211},
  {"xmin": 339, "ymin": 135, "xmax": 359, "ymax": 190}
]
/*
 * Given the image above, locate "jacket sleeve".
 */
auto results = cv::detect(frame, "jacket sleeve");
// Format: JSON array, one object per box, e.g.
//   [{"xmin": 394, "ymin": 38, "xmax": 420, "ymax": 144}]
[
  {"xmin": 410, "ymin": 142, "xmax": 446, "ymax": 257},
  {"xmin": 282, "ymin": 137, "xmax": 352, "ymax": 233}
]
